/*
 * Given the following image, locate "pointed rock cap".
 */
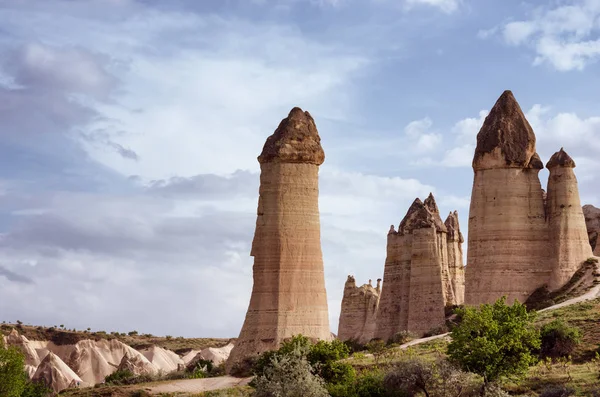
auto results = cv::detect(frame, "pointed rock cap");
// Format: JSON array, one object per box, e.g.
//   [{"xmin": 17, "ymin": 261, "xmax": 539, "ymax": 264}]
[
  {"xmin": 444, "ymin": 210, "xmax": 464, "ymax": 243},
  {"xmin": 546, "ymin": 147, "xmax": 576, "ymax": 169},
  {"xmin": 398, "ymin": 195, "xmax": 447, "ymax": 234},
  {"xmin": 473, "ymin": 90, "xmax": 542, "ymax": 170},
  {"xmin": 345, "ymin": 275, "xmax": 356, "ymax": 288},
  {"xmin": 258, "ymin": 107, "xmax": 325, "ymax": 165}
]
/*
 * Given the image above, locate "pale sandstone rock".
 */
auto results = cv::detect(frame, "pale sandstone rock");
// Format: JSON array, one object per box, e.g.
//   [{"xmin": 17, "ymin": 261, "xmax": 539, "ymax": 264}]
[
  {"xmin": 33, "ymin": 352, "xmax": 85, "ymax": 393},
  {"xmin": 199, "ymin": 343, "xmax": 235, "ymax": 366},
  {"xmin": 6, "ymin": 329, "xmax": 42, "ymax": 368},
  {"xmin": 117, "ymin": 352, "xmax": 158, "ymax": 376},
  {"xmin": 376, "ymin": 194, "xmax": 460, "ymax": 339},
  {"xmin": 466, "ymin": 91, "xmax": 551, "ymax": 305},
  {"xmin": 337, "ymin": 276, "xmax": 381, "ymax": 344},
  {"xmin": 139, "ymin": 345, "xmax": 183, "ymax": 373},
  {"xmin": 445, "ymin": 211, "xmax": 465, "ymax": 305},
  {"xmin": 226, "ymin": 108, "xmax": 331, "ymax": 372},
  {"xmin": 546, "ymin": 148, "xmax": 593, "ymax": 290},
  {"xmin": 583, "ymin": 204, "xmax": 600, "ymax": 255},
  {"xmin": 466, "ymin": 91, "xmax": 594, "ymax": 305}
]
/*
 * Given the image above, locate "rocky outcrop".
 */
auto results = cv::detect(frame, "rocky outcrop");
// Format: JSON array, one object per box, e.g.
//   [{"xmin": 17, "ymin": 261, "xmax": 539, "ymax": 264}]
[
  {"xmin": 375, "ymin": 194, "xmax": 463, "ymax": 339},
  {"xmin": 6, "ymin": 329, "xmax": 42, "ymax": 368},
  {"xmin": 139, "ymin": 345, "xmax": 183, "ymax": 373},
  {"xmin": 583, "ymin": 204, "xmax": 600, "ymax": 255},
  {"xmin": 465, "ymin": 90, "xmax": 594, "ymax": 305},
  {"xmin": 546, "ymin": 149, "xmax": 593, "ymax": 290},
  {"xmin": 33, "ymin": 352, "xmax": 85, "ymax": 393},
  {"xmin": 117, "ymin": 352, "xmax": 158, "ymax": 377},
  {"xmin": 337, "ymin": 276, "xmax": 381, "ymax": 344},
  {"xmin": 226, "ymin": 108, "xmax": 331, "ymax": 372},
  {"xmin": 445, "ymin": 211, "xmax": 465, "ymax": 305}
]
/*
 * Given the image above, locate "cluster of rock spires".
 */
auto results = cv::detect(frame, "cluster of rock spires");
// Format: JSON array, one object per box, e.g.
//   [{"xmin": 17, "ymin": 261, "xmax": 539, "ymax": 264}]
[
  {"xmin": 465, "ymin": 91, "xmax": 592, "ymax": 304},
  {"xmin": 2, "ymin": 329, "xmax": 234, "ymax": 393},
  {"xmin": 373, "ymin": 195, "xmax": 465, "ymax": 340},
  {"xmin": 225, "ymin": 90, "xmax": 600, "ymax": 369}
]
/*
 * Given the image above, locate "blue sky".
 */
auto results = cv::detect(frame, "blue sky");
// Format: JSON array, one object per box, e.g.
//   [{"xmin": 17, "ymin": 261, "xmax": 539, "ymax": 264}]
[{"xmin": 1, "ymin": 0, "xmax": 600, "ymax": 337}]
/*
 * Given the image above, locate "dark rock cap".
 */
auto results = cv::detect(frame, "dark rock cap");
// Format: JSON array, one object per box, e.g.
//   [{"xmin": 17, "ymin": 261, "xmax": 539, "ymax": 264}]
[
  {"xmin": 473, "ymin": 90, "xmax": 541, "ymax": 170},
  {"xmin": 444, "ymin": 211, "xmax": 464, "ymax": 243},
  {"xmin": 546, "ymin": 148, "xmax": 576, "ymax": 169},
  {"xmin": 258, "ymin": 107, "xmax": 325, "ymax": 165},
  {"xmin": 398, "ymin": 195, "xmax": 447, "ymax": 234}
]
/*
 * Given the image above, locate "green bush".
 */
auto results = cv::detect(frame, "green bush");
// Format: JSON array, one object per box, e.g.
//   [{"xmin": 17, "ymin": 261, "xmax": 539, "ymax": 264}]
[
  {"xmin": 253, "ymin": 347, "xmax": 328, "ymax": 397},
  {"xmin": 104, "ymin": 369, "xmax": 136, "ymax": 385},
  {"xmin": 447, "ymin": 296, "xmax": 540, "ymax": 385},
  {"xmin": 540, "ymin": 320, "xmax": 581, "ymax": 358},
  {"xmin": 0, "ymin": 338, "xmax": 27, "ymax": 397},
  {"xmin": 328, "ymin": 369, "xmax": 387, "ymax": 397}
]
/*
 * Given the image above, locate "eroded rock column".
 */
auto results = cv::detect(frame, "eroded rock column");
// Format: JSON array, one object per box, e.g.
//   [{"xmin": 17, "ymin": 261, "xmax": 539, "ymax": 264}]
[
  {"xmin": 465, "ymin": 90, "xmax": 550, "ymax": 305},
  {"xmin": 337, "ymin": 276, "xmax": 381, "ymax": 344},
  {"xmin": 445, "ymin": 211, "xmax": 465, "ymax": 305},
  {"xmin": 546, "ymin": 148, "xmax": 593, "ymax": 290},
  {"xmin": 226, "ymin": 108, "xmax": 331, "ymax": 372},
  {"xmin": 583, "ymin": 204, "xmax": 600, "ymax": 255}
]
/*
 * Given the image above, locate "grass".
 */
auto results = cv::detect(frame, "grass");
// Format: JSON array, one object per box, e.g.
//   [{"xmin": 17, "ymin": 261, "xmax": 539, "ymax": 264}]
[{"xmin": 0, "ymin": 323, "xmax": 234, "ymax": 353}]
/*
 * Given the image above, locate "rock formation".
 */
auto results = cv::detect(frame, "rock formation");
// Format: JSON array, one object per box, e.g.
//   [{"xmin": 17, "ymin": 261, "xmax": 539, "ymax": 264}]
[
  {"xmin": 226, "ymin": 107, "xmax": 331, "ymax": 372},
  {"xmin": 375, "ymin": 194, "xmax": 464, "ymax": 339},
  {"xmin": 139, "ymin": 345, "xmax": 184, "ymax": 373},
  {"xmin": 337, "ymin": 276, "xmax": 381, "ymax": 344},
  {"xmin": 33, "ymin": 352, "xmax": 85, "ymax": 393},
  {"xmin": 583, "ymin": 204, "xmax": 600, "ymax": 255},
  {"xmin": 546, "ymin": 149, "xmax": 593, "ymax": 290},
  {"xmin": 117, "ymin": 353, "xmax": 158, "ymax": 377},
  {"xmin": 465, "ymin": 90, "xmax": 594, "ymax": 305},
  {"xmin": 445, "ymin": 211, "xmax": 465, "ymax": 305}
]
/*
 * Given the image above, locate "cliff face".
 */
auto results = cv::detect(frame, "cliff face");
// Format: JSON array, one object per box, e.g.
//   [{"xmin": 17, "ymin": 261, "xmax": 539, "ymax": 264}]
[
  {"xmin": 546, "ymin": 149, "xmax": 593, "ymax": 290},
  {"xmin": 337, "ymin": 276, "xmax": 381, "ymax": 344},
  {"xmin": 583, "ymin": 204, "xmax": 600, "ymax": 255},
  {"xmin": 375, "ymin": 194, "xmax": 462, "ymax": 339},
  {"xmin": 226, "ymin": 108, "xmax": 331, "ymax": 372},
  {"xmin": 466, "ymin": 91, "xmax": 594, "ymax": 305}
]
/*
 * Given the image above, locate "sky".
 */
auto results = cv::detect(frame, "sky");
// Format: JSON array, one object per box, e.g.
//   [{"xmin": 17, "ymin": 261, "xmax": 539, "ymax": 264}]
[{"xmin": 1, "ymin": 0, "xmax": 600, "ymax": 338}]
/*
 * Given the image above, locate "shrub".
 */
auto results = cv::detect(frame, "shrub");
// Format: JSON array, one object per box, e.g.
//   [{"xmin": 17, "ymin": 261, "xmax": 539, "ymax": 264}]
[
  {"xmin": 104, "ymin": 369, "xmax": 135, "ymax": 385},
  {"xmin": 0, "ymin": 338, "xmax": 27, "ymax": 397},
  {"xmin": 447, "ymin": 296, "xmax": 540, "ymax": 385},
  {"xmin": 389, "ymin": 331, "xmax": 416, "ymax": 345},
  {"xmin": 540, "ymin": 320, "xmax": 581, "ymax": 359},
  {"xmin": 307, "ymin": 339, "xmax": 353, "ymax": 384},
  {"xmin": 423, "ymin": 325, "xmax": 449, "ymax": 338},
  {"xmin": 253, "ymin": 348, "xmax": 329, "ymax": 397},
  {"xmin": 539, "ymin": 385, "xmax": 576, "ymax": 397}
]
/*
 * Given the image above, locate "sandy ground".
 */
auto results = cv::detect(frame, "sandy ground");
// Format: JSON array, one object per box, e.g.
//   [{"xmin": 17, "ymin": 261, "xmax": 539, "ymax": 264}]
[
  {"xmin": 145, "ymin": 277, "xmax": 600, "ymax": 394},
  {"xmin": 147, "ymin": 375, "xmax": 252, "ymax": 394}
]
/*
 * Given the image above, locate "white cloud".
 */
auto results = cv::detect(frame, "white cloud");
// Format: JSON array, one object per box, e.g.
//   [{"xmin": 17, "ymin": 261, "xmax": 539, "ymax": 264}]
[
  {"xmin": 404, "ymin": 117, "xmax": 443, "ymax": 153},
  {"xmin": 404, "ymin": 0, "xmax": 461, "ymax": 13},
  {"xmin": 485, "ymin": 0, "xmax": 600, "ymax": 71},
  {"xmin": 441, "ymin": 110, "xmax": 487, "ymax": 167}
]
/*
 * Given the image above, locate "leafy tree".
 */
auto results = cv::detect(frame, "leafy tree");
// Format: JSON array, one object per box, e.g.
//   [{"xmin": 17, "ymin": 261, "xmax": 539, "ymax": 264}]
[
  {"xmin": 540, "ymin": 320, "xmax": 581, "ymax": 359},
  {"xmin": 447, "ymin": 296, "xmax": 540, "ymax": 388},
  {"xmin": 0, "ymin": 338, "xmax": 27, "ymax": 397}
]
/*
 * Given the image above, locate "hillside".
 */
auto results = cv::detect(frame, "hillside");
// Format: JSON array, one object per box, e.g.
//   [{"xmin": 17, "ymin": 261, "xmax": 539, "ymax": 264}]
[{"xmin": 0, "ymin": 323, "xmax": 234, "ymax": 354}]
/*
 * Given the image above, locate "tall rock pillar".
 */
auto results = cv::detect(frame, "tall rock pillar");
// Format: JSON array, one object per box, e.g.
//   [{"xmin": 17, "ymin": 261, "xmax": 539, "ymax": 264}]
[
  {"xmin": 583, "ymin": 204, "xmax": 600, "ymax": 255},
  {"xmin": 445, "ymin": 211, "xmax": 465, "ymax": 305},
  {"xmin": 465, "ymin": 90, "xmax": 550, "ymax": 305},
  {"xmin": 226, "ymin": 108, "xmax": 331, "ymax": 372},
  {"xmin": 546, "ymin": 148, "xmax": 593, "ymax": 290}
]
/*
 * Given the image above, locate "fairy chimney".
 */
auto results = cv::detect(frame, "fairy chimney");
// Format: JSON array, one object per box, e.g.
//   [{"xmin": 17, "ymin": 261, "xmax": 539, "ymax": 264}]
[
  {"xmin": 546, "ymin": 148, "xmax": 593, "ymax": 289},
  {"xmin": 226, "ymin": 108, "xmax": 331, "ymax": 372},
  {"xmin": 465, "ymin": 90, "xmax": 550, "ymax": 305}
]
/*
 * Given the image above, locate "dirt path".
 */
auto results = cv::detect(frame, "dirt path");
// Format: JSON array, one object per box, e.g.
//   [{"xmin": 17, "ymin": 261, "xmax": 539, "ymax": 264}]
[{"xmin": 147, "ymin": 376, "xmax": 252, "ymax": 394}]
